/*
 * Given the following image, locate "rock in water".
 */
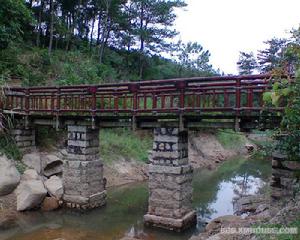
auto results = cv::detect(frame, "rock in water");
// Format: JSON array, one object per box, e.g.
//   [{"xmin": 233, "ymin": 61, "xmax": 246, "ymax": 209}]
[
  {"xmin": 41, "ymin": 197, "xmax": 60, "ymax": 211},
  {"xmin": 44, "ymin": 176, "xmax": 63, "ymax": 200},
  {"xmin": 42, "ymin": 154, "xmax": 63, "ymax": 177},
  {"xmin": 16, "ymin": 180, "xmax": 47, "ymax": 211},
  {"xmin": 0, "ymin": 155, "xmax": 21, "ymax": 196}
]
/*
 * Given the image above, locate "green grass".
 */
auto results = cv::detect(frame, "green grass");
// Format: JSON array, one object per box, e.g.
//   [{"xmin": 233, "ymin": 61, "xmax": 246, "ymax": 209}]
[
  {"xmin": 100, "ymin": 128, "xmax": 152, "ymax": 164},
  {"xmin": 0, "ymin": 133, "xmax": 22, "ymax": 161},
  {"xmin": 0, "ymin": 133, "xmax": 27, "ymax": 174},
  {"xmin": 216, "ymin": 129, "xmax": 246, "ymax": 150}
]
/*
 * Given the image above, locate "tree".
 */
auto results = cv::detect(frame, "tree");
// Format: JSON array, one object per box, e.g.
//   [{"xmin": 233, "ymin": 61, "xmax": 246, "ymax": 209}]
[
  {"xmin": 0, "ymin": 0, "xmax": 33, "ymax": 49},
  {"xmin": 129, "ymin": 0, "xmax": 187, "ymax": 79},
  {"xmin": 237, "ymin": 52, "xmax": 258, "ymax": 75},
  {"xmin": 257, "ymin": 38, "xmax": 287, "ymax": 73},
  {"xmin": 48, "ymin": 0, "xmax": 55, "ymax": 55},
  {"xmin": 175, "ymin": 41, "xmax": 214, "ymax": 77}
]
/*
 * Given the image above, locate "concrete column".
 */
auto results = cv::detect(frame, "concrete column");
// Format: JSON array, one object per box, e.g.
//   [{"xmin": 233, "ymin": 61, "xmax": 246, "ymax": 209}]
[
  {"xmin": 63, "ymin": 125, "xmax": 106, "ymax": 209},
  {"xmin": 144, "ymin": 128, "xmax": 196, "ymax": 231},
  {"xmin": 11, "ymin": 126, "xmax": 35, "ymax": 152}
]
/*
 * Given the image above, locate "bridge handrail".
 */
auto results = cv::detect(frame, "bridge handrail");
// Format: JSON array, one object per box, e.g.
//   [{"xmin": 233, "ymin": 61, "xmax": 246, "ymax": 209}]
[{"xmin": 1, "ymin": 74, "xmax": 287, "ymax": 118}]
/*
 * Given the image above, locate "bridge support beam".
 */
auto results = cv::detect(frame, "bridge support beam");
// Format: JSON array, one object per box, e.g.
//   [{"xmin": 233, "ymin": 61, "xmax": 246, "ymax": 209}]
[
  {"xmin": 63, "ymin": 124, "xmax": 106, "ymax": 209},
  {"xmin": 144, "ymin": 128, "xmax": 196, "ymax": 231}
]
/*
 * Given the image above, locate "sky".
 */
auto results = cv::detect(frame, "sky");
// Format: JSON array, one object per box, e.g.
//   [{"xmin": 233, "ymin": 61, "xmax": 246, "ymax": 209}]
[{"xmin": 175, "ymin": 0, "xmax": 300, "ymax": 74}]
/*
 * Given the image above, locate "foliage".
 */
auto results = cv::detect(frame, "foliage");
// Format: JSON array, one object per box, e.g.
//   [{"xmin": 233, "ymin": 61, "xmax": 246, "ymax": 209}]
[
  {"xmin": 174, "ymin": 41, "xmax": 216, "ymax": 77},
  {"xmin": 257, "ymin": 38, "xmax": 288, "ymax": 73},
  {"xmin": 262, "ymin": 29, "xmax": 300, "ymax": 161},
  {"xmin": 0, "ymin": 133, "xmax": 22, "ymax": 161},
  {"xmin": 237, "ymin": 51, "xmax": 258, "ymax": 75},
  {"xmin": 250, "ymin": 130, "xmax": 275, "ymax": 158},
  {"xmin": 0, "ymin": 0, "xmax": 33, "ymax": 49},
  {"xmin": 100, "ymin": 129, "xmax": 152, "ymax": 163}
]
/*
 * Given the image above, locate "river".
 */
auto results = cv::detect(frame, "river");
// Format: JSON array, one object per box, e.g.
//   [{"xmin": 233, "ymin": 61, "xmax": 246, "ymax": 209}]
[{"xmin": 1, "ymin": 156, "xmax": 271, "ymax": 240}]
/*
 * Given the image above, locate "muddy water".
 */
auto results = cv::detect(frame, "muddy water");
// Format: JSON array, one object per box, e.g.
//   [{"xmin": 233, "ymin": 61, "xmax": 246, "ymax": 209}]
[{"xmin": 2, "ymin": 156, "xmax": 271, "ymax": 240}]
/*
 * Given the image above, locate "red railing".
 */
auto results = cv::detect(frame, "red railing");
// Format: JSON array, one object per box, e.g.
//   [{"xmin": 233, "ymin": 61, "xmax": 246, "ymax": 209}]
[{"xmin": 2, "ymin": 74, "xmax": 282, "ymax": 117}]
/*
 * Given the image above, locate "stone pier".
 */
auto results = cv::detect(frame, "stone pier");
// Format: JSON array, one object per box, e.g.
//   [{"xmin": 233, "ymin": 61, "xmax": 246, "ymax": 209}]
[
  {"xmin": 63, "ymin": 124, "xmax": 106, "ymax": 209},
  {"xmin": 11, "ymin": 124, "xmax": 35, "ymax": 151},
  {"xmin": 144, "ymin": 128, "xmax": 196, "ymax": 231},
  {"xmin": 271, "ymin": 152, "xmax": 300, "ymax": 201}
]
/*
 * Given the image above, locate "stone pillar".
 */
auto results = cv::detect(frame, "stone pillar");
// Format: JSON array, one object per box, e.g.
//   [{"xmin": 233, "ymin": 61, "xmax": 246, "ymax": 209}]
[
  {"xmin": 63, "ymin": 125, "xmax": 106, "ymax": 209},
  {"xmin": 144, "ymin": 128, "xmax": 196, "ymax": 231},
  {"xmin": 11, "ymin": 126, "xmax": 35, "ymax": 151},
  {"xmin": 271, "ymin": 152, "xmax": 300, "ymax": 201}
]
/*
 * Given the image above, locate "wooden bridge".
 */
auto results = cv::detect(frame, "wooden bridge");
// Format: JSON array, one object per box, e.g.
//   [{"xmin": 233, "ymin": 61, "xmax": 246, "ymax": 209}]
[
  {"xmin": 0, "ymin": 74, "xmax": 284, "ymax": 232},
  {"xmin": 1, "ymin": 74, "xmax": 282, "ymax": 130}
]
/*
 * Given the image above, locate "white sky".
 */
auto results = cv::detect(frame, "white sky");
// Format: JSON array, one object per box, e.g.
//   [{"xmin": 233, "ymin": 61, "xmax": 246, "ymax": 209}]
[{"xmin": 175, "ymin": 0, "xmax": 300, "ymax": 74}]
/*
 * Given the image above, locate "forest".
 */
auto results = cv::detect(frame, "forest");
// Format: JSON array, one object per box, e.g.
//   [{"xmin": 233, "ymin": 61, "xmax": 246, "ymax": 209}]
[
  {"xmin": 2, "ymin": 0, "xmax": 300, "ymax": 156},
  {"xmin": 0, "ymin": 0, "xmax": 222, "ymax": 87}
]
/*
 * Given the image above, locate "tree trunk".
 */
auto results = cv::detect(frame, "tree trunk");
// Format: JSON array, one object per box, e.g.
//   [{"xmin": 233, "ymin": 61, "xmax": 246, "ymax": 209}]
[
  {"xmin": 36, "ymin": 0, "xmax": 44, "ymax": 47},
  {"xmin": 97, "ymin": 11, "xmax": 102, "ymax": 45},
  {"xmin": 99, "ymin": 1, "xmax": 111, "ymax": 64},
  {"xmin": 90, "ymin": 17, "xmax": 95, "ymax": 50},
  {"xmin": 139, "ymin": 2, "xmax": 145, "ymax": 79},
  {"xmin": 48, "ymin": 0, "xmax": 54, "ymax": 56}
]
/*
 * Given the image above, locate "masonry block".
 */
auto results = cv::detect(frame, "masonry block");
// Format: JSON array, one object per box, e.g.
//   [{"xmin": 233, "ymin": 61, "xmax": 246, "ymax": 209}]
[
  {"xmin": 63, "ymin": 125, "xmax": 106, "ymax": 209},
  {"xmin": 144, "ymin": 128, "xmax": 196, "ymax": 231},
  {"xmin": 11, "ymin": 126, "xmax": 35, "ymax": 151},
  {"xmin": 271, "ymin": 152, "xmax": 299, "ymax": 201}
]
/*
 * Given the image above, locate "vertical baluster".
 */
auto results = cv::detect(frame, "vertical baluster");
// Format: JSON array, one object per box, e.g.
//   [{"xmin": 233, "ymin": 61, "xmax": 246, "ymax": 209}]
[
  {"xmin": 144, "ymin": 94, "xmax": 147, "ymax": 110},
  {"xmin": 123, "ymin": 95, "xmax": 127, "ymax": 110},
  {"xmin": 161, "ymin": 95, "xmax": 165, "ymax": 109},
  {"xmin": 114, "ymin": 92, "xmax": 119, "ymax": 112},
  {"xmin": 25, "ymin": 89, "xmax": 29, "ymax": 114},
  {"xmin": 170, "ymin": 95, "xmax": 174, "ymax": 109},
  {"xmin": 196, "ymin": 93, "xmax": 201, "ymax": 108},
  {"xmin": 152, "ymin": 93, "xmax": 157, "ymax": 111},
  {"xmin": 202, "ymin": 90, "xmax": 206, "ymax": 108},
  {"xmin": 236, "ymin": 79, "xmax": 241, "ymax": 114},
  {"xmin": 224, "ymin": 89, "xmax": 229, "ymax": 108},
  {"xmin": 51, "ymin": 93, "xmax": 54, "ymax": 113}
]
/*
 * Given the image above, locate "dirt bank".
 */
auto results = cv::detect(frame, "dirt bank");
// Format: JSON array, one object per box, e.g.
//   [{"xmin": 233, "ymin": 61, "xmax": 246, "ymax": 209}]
[{"xmin": 105, "ymin": 131, "xmax": 254, "ymax": 188}]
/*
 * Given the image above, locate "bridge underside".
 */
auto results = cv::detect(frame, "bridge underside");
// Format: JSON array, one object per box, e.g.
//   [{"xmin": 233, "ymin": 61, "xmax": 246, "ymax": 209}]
[{"xmin": 6, "ymin": 112, "xmax": 281, "ymax": 132}]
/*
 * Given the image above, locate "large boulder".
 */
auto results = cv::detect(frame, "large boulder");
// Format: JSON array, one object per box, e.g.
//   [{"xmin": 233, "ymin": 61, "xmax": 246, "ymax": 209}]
[
  {"xmin": 41, "ymin": 154, "xmax": 63, "ymax": 177},
  {"xmin": 21, "ymin": 169, "xmax": 41, "ymax": 181},
  {"xmin": 0, "ymin": 155, "xmax": 21, "ymax": 196},
  {"xmin": 22, "ymin": 152, "xmax": 42, "ymax": 174},
  {"xmin": 16, "ymin": 180, "xmax": 47, "ymax": 211},
  {"xmin": 44, "ymin": 176, "xmax": 63, "ymax": 200}
]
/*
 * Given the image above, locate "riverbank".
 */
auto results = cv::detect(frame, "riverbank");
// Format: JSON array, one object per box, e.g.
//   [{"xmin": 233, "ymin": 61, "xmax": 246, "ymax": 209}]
[
  {"xmin": 1, "ymin": 155, "xmax": 273, "ymax": 240},
  {"xmin": 0, "ymin": 129, "xmax": 258, "ymax": 238},
  {"xmin": 104, "ymin": 130, "xmax": 255, "ymax": 188}
]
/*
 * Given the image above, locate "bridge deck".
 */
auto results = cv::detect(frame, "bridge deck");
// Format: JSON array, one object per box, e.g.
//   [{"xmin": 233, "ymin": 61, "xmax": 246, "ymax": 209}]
[{"xmin": 1, "ymin": 74, "xmax": 283, "ymax": 130}]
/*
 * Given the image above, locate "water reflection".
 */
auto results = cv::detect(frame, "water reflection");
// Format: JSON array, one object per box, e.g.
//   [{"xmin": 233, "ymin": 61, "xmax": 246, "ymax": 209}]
[{"xmin": 2, "ymin": 156, "xmax": 271, "ymax": 240}]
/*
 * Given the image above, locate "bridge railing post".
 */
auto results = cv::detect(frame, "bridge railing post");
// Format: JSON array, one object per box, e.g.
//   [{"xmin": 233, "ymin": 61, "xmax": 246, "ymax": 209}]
[
  {"xmin": 235, "ymin": 79, "xmax": 241, "ymax": 113},
  {"xmin": 55, "ymin": 87, "xmax": 61, "ymax": 130},
  {"xmin": 235, "ymin": 79, "xmax": 241, "ymax": 131},
  {"xmin": 88, "ymin": 86, "xmax": 97, "ymax": 129},
  {"xmin": 129, "ymin": 83, "xmax": 139, "ymax": 130},
  {"xmin": 24, "ymin": 88, "xmax": 30, "ymax": 129}
]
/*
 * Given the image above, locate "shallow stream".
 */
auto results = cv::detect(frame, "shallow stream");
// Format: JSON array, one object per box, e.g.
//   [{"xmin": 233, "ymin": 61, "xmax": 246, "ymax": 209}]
[{"xmin": 1, "ymin": 156, "xmax": 271, "ymax": 240}]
